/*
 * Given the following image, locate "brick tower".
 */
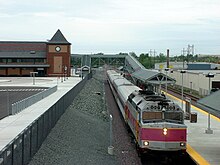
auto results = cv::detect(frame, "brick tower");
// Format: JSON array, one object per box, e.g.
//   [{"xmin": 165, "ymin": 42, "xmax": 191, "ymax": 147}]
[{"xmin": 46, "ymin": 29, "xmax": 71, "ymax": 76}]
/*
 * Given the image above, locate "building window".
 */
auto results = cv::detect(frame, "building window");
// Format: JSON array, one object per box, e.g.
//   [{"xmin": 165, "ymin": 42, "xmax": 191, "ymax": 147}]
[
  {"xmin": 20, "ymin": 59, "xmax": 34, "ymax": 63},
  {"xmin": 0, "ymin": 59, "xmax": 6, "ymax": 63},
  {"xmin": 12, "ymin": 59, "xmax": 18, "ymax": 63},
  {"xmin": 7, "ymin": 59, "xmax": 21, "ymax": 63},
  {"xmin": 35, "ymin": 59, "xmax": 45, "ymax": 63}
]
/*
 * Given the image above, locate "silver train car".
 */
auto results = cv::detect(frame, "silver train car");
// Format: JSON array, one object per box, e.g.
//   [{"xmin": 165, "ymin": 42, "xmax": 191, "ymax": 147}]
[{"xmin": 107, "ymin": 70, "xmax": 187, "ymax": 154}]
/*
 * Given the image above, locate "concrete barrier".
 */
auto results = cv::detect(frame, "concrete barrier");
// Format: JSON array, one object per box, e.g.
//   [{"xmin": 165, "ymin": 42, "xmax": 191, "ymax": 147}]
[
  {"xmin": 0, "ymin": 72, "xmax": 92, "ymax": 165},
  {"xmin": 11, "ymin": 86, "xmax": 57, "ymax": 115}
]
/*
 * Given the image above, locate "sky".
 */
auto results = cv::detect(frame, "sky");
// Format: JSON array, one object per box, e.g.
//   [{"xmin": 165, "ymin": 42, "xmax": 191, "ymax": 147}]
[{"xmin": 1, "ymin": 0, "xmax": 220, "ymax": 56}]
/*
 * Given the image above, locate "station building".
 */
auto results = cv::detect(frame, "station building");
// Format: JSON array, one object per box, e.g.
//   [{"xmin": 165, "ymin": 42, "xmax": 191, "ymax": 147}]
[{"xmin": 0, "ymin": 29, "xmax": 71, "ymax": 77}]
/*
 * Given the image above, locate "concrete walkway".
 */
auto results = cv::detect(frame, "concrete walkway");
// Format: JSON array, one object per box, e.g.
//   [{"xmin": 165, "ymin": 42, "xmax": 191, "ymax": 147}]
[
  {"xmin": 167, "ymin": 92, "xmax": 220, "ymax": 165},
  {"xmin": 0, "ymin": 76, "xmax": 81, "ymax": 151}
]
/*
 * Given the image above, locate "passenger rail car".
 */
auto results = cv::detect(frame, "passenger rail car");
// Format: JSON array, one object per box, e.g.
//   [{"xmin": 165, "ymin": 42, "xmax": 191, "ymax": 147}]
[{"xmin": 107, "ymin": 70, "xmax": 187, "ymax": 154}]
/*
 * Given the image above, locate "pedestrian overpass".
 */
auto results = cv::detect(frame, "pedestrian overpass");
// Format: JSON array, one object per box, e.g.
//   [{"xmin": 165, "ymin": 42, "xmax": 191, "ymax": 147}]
[
  {"xmin": 71, "ymin": 54, "xmax": 126, "ymax": 68},
  {"xmin": 124, "ymin": 54, "xmax": 176, "ymax": 92},
  {"xmin": 71, "ymin": 53, "xmax": 175, "ymax": 93}
]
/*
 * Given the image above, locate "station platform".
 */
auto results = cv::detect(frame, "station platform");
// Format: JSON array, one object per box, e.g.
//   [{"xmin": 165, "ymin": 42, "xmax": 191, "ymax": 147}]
[
  {"xmin": 0, "ymin": 76, "xmax": 81, "ymax": 152},
  {"xmin": 166, "ymin": 92, "xmax": 220, "ymax": 165}
]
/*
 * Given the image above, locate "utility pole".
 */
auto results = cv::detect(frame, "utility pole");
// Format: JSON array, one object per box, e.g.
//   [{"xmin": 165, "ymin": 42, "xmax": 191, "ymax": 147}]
[
  {"xmin": 149, "ymin": 49, "xmax": 156, "ymax": 69},
  {"xmin": 182, "ymin": 48, "xmax": 186, "ymax": 69},
  {"xmin": 187, "ymin": 44, "xmax": 195, "ymax": 64},
  {"xmin": 149, "ymin": 49, "xmax": 153, "ymax": 56},
  {"xmin": 153, "ymin": 49, "xmax": 156, "ymax": 69}
]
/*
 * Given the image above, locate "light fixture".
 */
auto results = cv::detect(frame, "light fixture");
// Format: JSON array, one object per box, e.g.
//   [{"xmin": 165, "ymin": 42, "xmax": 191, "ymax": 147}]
[
  {"xmin": 163, "ymin": 128, "xmax": 168, "ymax": 135},
  {"xmin": 144, "ymin": 141, "xmax": 149, "ymax": 146},
  {"xmin": 180, "ymin": 142, "xmax": 186, "ymax": 147}
]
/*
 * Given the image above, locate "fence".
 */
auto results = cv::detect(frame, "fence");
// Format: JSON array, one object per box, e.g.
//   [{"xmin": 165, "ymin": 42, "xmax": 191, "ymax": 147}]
[
  {"xmin": 0, "ymin": 73, "xmax": 92, "ymax": 165},
  {"xmin": 11, "ymin": 86, "xmax": 57, "ymax": 115}
]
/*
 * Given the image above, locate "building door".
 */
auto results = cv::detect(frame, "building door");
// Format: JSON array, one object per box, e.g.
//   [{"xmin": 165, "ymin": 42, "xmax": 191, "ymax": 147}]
[{"xmin": 54, "ymin": 56, "xmax": 63, "ymax": 74}]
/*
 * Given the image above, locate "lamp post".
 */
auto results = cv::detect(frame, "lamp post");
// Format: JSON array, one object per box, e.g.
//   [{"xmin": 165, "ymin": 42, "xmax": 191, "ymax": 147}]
[
  {"xmin": 180, "ymin": 70, "xmax": 186, "ymax": 110},
  {"xmin": 64, "ymin": 66, "xmax": 67, "ymax": 81},
  {"xmin": 81, "ymin": 57, "xmax": 83, "ymax": 80},
  {"xmin": 108, "ymin": 114, "xmax": 114, "ymax": 155},
  {"xmin": 63, "ymin": 66, "xmax": 65, "ymax": 81},
  {"xmin": 59, "ymin": 65, "xmax": 63, "ymax": 83},
  {"xmin": 190, "ymin": 82, "xmax": 192, "ymax": 93},
  {"xmin": 205, "ymin": 72, "xmax": 214, "ymax": 134},
  {"xmin": 165, "ymin": 68, "xmax": 169, "ymax": 94},
  {"xmin": 7, "ymin": 89, "xmax": 9, "ymax": 115},
  {"xmin": 30, "ymin": 72, "xmax": 38, "ymax": 85}
]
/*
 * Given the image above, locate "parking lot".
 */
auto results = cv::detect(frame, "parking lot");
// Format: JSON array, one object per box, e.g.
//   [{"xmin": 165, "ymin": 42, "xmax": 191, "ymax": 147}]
[
  {"xmin": 0, "ymin": 77, "xmax": 58, "ymax": 119},
  {"xmin": 0, "ymin": 87, "xmax": 48, "ymax": 119}
]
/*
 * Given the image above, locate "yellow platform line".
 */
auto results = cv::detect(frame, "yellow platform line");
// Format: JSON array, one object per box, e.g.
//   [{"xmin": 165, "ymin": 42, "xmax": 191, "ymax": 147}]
[
  {"xmin": 164, "ymin": 91, "xmax": 220, "ymax": 122},
  {"xmin": 162, "ymin": 91, "xmax": 212, "ymax": 164},
  {"xmin": 187, "ymin": 144, "xmax": 210, "ymax": 165}
]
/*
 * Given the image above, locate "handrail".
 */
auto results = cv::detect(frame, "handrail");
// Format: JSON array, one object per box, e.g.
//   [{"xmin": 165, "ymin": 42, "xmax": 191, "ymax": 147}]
[{"xmin": 11, "ymin": 86, "xmax": 57, "ymax": 115}]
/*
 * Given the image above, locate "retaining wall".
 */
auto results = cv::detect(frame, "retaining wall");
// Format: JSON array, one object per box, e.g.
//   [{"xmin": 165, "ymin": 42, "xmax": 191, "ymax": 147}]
[{"xmin": 0, "ymin": 73, "xmax": 91, "ymax": 165}]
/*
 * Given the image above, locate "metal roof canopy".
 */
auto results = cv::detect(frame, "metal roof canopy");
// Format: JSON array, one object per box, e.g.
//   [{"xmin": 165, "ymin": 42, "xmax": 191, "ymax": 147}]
[
  {"xmin": 0, "ymin": 64, "xmax": 50, "ymax": 68},
  {"xmin": 131, "ymin": 68, "xmax": 176, "ymax": 85},
  {"xmin": 197, "ymin": 90, "xmax": 220, "ymax": 113},
  {"xmin": 124, "ymin": 54, "xmax": 176, "ymax": 85},
  {"xmin": 0, "ymin": 51, "xmax": 46, "ymax": 58}
]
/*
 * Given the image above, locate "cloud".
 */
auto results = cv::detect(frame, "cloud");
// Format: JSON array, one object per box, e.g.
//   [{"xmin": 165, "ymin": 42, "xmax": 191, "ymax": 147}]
[{"xmin": 0, "ymin": 0, "xmax": 220, "ymax": 54}]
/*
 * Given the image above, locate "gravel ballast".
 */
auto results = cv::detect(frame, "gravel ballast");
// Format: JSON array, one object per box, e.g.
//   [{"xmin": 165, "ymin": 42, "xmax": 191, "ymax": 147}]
[{"xmin": 29, "ymin": 70, "xmax": 118, "ymax": 165}]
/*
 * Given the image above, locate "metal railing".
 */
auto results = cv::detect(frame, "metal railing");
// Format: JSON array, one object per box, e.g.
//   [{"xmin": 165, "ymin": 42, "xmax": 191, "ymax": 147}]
[
  {"xmin": 0, "ymin": 72, "xmax": 92, "ymax": 165},
  {"xmin": 11, "ymin": 86, "xmax": 58, "ymax": 115}
]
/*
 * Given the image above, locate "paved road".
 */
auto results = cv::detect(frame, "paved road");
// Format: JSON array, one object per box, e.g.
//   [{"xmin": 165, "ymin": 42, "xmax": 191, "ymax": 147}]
[{"xmin": 0, "ymin": 87, "xmax": 48, "ymax": 119}]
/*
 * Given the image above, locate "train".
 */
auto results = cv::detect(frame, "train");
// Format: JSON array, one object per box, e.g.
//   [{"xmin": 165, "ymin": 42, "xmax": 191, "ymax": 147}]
[{"xmin": 107, "ymin": 70, "xmax": 187, "ymax": 155}]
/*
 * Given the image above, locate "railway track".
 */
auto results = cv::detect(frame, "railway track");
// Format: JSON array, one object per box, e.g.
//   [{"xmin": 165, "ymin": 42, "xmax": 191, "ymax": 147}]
[
  {"xmin": 165, "ymin": 86, "xmax": 200, "ymax": 103},
  {"xmin": 165, "ymin": 85, "xmax": 220, "ymax": 119}
]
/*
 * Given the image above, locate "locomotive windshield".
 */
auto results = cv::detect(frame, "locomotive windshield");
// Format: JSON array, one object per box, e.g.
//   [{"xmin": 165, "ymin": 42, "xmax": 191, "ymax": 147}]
[{"xmin": 142, "ymin": 111, "xmax": 184, "ymax": 124}]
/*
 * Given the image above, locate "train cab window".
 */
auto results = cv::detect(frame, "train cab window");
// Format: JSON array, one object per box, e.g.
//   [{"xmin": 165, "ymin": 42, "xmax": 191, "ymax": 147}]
[
  {"xmin": 142, "ymin": 111, "xmax": 162, "ymax": 122},
  {"xmin": 164, "ymin": 112, "xmax": 184, "ymax": 124}
]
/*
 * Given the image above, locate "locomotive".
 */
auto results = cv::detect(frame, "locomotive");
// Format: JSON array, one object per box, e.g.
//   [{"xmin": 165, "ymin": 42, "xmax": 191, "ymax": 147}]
[{"xmin": 107, "ymin": 70, "xmax": 187, "ymax": 155}]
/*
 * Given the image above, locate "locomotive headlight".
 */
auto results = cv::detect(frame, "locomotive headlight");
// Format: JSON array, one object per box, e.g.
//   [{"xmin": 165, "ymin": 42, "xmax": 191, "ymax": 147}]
[
  {"xmin": 180, "ymin": 142, "xmax": 186, "ymax": 147},
  {"xmin": 163, "ymin": 128, "xmax": 168, "ymax": 135},
  {"xmin": 143, "ymin": 141, "xmax": 149, "ymax": 146}
]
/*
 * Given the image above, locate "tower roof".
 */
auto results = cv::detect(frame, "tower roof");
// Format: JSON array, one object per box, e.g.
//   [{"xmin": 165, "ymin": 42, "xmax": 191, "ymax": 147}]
[{"xmin": 48, "ymin": 29, "xmax": 71, "ymax": 45}]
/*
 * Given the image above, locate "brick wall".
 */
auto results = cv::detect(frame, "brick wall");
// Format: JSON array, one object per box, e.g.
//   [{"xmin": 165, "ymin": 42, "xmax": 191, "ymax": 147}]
[{"xmin": 46, "ymin": 44, "xmax": 71, "ymax": 76}]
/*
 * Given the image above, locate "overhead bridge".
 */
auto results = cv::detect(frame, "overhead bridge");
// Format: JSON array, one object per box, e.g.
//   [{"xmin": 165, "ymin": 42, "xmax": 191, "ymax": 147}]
[
  {"xmin": 71, "ymin": 53, "xmax": 175, "ymax": 93},
  {"xmin": 71, "ymin": 54, "xmax": 126, "ymax": 68}
]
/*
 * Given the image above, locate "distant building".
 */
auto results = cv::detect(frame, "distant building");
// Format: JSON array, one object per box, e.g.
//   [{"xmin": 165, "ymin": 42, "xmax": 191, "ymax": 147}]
[
  {"xmin": 154, "ymin": 62, "xmax": 188, "ymax": 70},
  {"xmin": 187, "ymin": 63, "xmax": 220, "ymax": 70},
  {"xmin": 197, "ymin": 54, "xmax": 220, "ymax": 58},
  {"xmin": 0, "ymin": 29, "xmax": 71, "ymax": 76},
  {"xmin": 155, "ymin": 62, "xmax": 220, "ymax": 70}
]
